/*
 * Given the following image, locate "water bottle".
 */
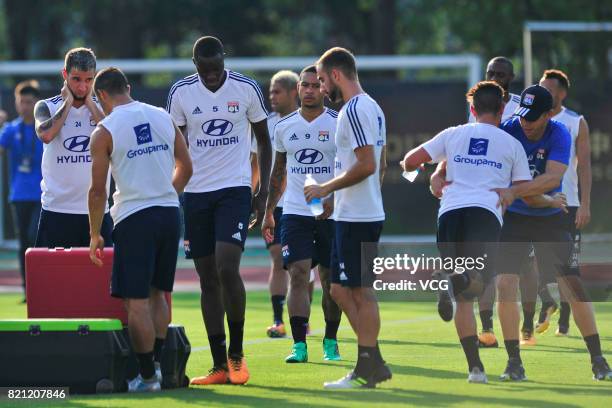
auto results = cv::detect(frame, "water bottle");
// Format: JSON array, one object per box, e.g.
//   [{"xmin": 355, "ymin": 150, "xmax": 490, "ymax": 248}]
[
  {"xmin": 304, "ymin": 174, "xmax": 324, "ymax": 216},
  {"xmin": 402, "ymin": 168, "xmax": 420, "ymax": 182}
]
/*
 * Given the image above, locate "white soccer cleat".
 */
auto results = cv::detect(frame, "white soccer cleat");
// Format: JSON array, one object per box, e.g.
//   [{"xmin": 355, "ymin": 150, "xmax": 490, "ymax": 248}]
[
  {"xmin": 323, "ymin": 371, "xmax": 372, "ymax": 389},
  {"xmin": 468, "ymin": 367, "xmax": 488, "ymax": 384},
  {"xmin": 128, "ymin": 374, "xmax": 161, "ymax": 393}
]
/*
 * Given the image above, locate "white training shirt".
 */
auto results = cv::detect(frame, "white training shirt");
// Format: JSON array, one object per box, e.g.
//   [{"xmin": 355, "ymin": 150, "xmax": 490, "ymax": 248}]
[
  {"xmin": 334, "ymin": 93, "xmax": 385, "ymax": 222},
  {"xmin": 166, "ymin": 70, "xmax": 268, "ymax": 193},
  {"xmin": 554, "ymin": 107, "xmax": 583, "ymax": 207},
  {"xmin": 422, "ymin": 122, "xmax": 532, "ymax": 225},
  {"xmin": 41, "ymin": 95, "xmax": 110, "ymax": 214},
  {"xmin": 275, "ymin": 108, "xmax": 338, "ymax": 216},
  {"xmin": 468, "ymin": 92, "xmax": 521, "ymax": 123},
  {"xmin": 251, "ymin": 111, "xmax": 286, "ymax": 206},
  {"xmin": 99, "ymin": 101, "xmax": 179, "ymax": 226}
]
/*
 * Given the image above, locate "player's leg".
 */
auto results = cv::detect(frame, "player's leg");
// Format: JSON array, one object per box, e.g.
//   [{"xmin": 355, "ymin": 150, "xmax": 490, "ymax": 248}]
[
  {"xmin": 11, "ymin": 202, "xmax": 33, "ymax": 299},
  {"xmin": 545, "ymin": 216, "xmax": 612, "ymax": 380},
  {"xmin": 558, "ymin": 207, "xmax": 579, "ymax": 336},
  {"xmin": 267, "ymin": 206, "xmax": 288, "ymax": 338},
  {"xmin": 319, "ymin": 265, "xmax": 342, "ymax": 360},
  {"xmin": 477, "ymin": 284, "xmax": 498, "ymax": 347},
  {"xmin": 519, "ymin": 263, "xmax": 538, "ymax": 346},
  {"xmin": 214, "ymin": 187, "xmax": 252, "ymax": 384},
  {"xmin": 111, "ymin": 209, "xmax": 160, "ymax": 392},
  {"xmin": 184, "ymin": 192, "xmax": 229, "ymax": 385},
  {"xmin": 496, "ymin": 213, "xmax": 530, "ymax": 381},
  {"xmin": 456, "ymin": 299, "xmax": 487, "ymax": 383},
  {"xmin": 325, "ymin": 221, "xmax": 389, "ymax": 389},
  {"xmin": 149, "ymin": 206, "xmax": 181, "ymax": 382},
  {"xmin": 315, "ymin": 218, "xmax": 342, "ymax": 360},
  {"xmin": 535, "ymin": 258, "xmax": 558, "ymax": 334},
  {"xmin": 281, "ymin": 215, "xmax": 316, "ymax": 363},
  {"xmin": 285, "ymin": 259, "xmax": 311, "ymax": 363}
]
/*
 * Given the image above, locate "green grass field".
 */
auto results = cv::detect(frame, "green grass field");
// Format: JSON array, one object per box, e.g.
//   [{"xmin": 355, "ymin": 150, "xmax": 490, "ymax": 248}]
[{"xmin": 1, "ymin": 291, "xmax": 611, "ymax": 408}]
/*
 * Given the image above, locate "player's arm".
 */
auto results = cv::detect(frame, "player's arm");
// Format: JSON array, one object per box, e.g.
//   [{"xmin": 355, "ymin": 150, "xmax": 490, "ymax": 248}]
[
  {"xmin": 265, "ymin": 152, "xmax": 287, "ymax": 213},
  {"xmin": 509, "ymin": 160, "xmax": 567, "ymax": 199},
  {"xmin": 85, "ymin": 87, "xmax": 104, "ymax": 124},
  {"xmin": 251, "ymin": 152, "xmax": 259, "ymax": 193},
  {"xmin": 575, "ymin": 117, "xmax": 592, "ymax": 228},
  {"xmin": 262, "ymin": 151, "xmax": 286, "ymax": 242},
  {"xmin": 305, "ymin": 145, "xmax": 376, "ymax": 201},
  {"xmin": 379, "ymin": 145, "xmax": 387, "ymax": 185},
  {"xmin": 172, "ymin": 124, "xmax": 193, "ymax": 194},
  {"xmin": 35, "ymin": 100, "xmax": 71, "ymax": 144},
  {"xmin": 250, "ymin": 119, "xmax": 272, "ymax": 228},
  {"xmin": 179, "ymin": 125, "xmax": 188, "ymax": 146},
  {"xmin": 88, "ymin": 125, "xmax": 112, "ymax": 266},
  {"xmin": 401, "ymin": 146, "xmax": 432, "ymax": 172},
  {"xmin": 493, "ymin": 161, "xmax": 567, "ymax": 211},
  {"xmin": 522, "ymin": 192, "xmax": 567, "ymax": 211}
]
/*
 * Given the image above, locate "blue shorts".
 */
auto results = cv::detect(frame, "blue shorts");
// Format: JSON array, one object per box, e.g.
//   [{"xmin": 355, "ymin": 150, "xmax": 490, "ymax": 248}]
[
  {"xmin": 183, "ymin": 187, "xmax": 251, "ymax": 258},
  {"xmin": 266, "ymin": 207, "xmax": 283, "ymax": 249},
  {"xmin": 331, "ymin": 221, "xmax": 383, "ymax": 288},
  {"xmin": 280, "ymin": 214, "xmax": 334, "ymax": 269},
  {"xmin": 35, "ymin": 209, "xmax": 113, "ymax": 248},
  {"xmin": 111, "ymin": 206, "xmax": 180, "ymax": 299}
]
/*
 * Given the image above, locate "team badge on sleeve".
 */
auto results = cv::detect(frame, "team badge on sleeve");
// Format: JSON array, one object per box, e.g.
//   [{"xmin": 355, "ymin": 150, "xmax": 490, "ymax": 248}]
[{"xmin": 228, "ymin": 101, "xmax": 240, "ymax": 113}]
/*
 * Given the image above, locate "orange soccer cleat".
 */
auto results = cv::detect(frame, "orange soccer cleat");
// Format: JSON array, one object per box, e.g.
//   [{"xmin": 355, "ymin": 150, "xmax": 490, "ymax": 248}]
[
  {"xmin": 228, "ymin": 354, "xmax": 250, "ymax": 385},
  {"xmin": 190, "ymin": 366, "xmax": 229, "ymax": 386}
]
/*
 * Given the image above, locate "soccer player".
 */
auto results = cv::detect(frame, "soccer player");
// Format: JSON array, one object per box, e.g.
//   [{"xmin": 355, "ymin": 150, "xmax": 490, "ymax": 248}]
[
  {"xmin": 88, "ymin": 67, "xmax": 192, "ymax": 392},
  {"xmin": 402, "ymin": 81, "xmax": 565, "ymax": 383},
  {"xmin": 0, "ymin": 80, "xmax": 44, "ymax": 300},
  {"xmin": 493, "ymin": 85, "xmax": 612, "ymax": 381},
  {"xmin": 306, "ymin": 47, "xmax": 390, "ymax": 388},
  {"xmin": 536, "ymin": 69, "xmax": 591, "ymax": 336},
  {"xmin": 468, "ymin": 56, "xmax": 521, "ymax": 123},
  {"xmin": 466, "ymin": 56, "xmax": 521, "ymax": 348},
  {"xmin": 262, "ymin": 65, "xmax": 342, "ymax": 363},
  {"xmin": 260, "ymin": 70, "xmax": 300, "ymax": 338},
  {"xmin": 34, "ymin": 48, "xmax": 112, "ymax": 247},
  {"xmin": 166, "ymin": 36, "xmax": 272, "ymax": 385}
]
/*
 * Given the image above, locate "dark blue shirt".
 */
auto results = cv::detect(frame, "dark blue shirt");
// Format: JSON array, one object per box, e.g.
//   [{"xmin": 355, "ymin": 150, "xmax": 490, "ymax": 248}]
[
  {"xmin": 501, "ymin": 117, "xmax": 571, "ymax": 216},
  {"xmin": 0, "ymin": 117, "xmax": 43, "ymax": 202}
]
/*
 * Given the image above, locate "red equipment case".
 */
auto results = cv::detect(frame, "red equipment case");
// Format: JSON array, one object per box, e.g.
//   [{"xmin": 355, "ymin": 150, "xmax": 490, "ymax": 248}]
[{"xmin": 25, "ymin": 248, "xmax": 171, "ymax": 325}]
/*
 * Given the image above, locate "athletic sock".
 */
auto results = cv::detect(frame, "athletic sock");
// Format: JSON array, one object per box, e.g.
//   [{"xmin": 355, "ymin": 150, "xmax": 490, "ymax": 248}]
[
  {"xmin": 271, "ymin": 295, "xmax": 286, "ymax": 324},
  {"xmin": 153, "ymin": 337, "xmax": 165, "ymax": 363},
  {"xmin": 504, "ymin": 340, "xmax": 521, "ymax": 362},
  {"xmin": 522, "ymin": 309, "xmax": 535, "ymax": 332},
  {"xmin": 136, "ymin": 351, "xmax": 156, "ymax": 379},
  {"xmin": 559, "ymin": 301, "xmax": 571, "ymax": 327},
  {"xmin": 538, "ymin": 285, "xmax": 555, "ymax": 305},
  {"xmin": 460, "ymin": 335, "xmax": 484, "ymax": 372},
  {"xmin": 208, "ymin": 333, "xmax": 228, "ymax": 368},
  {"xmin": 290, "ymin": 316, "xmax": 309, "ymax": 344},
  {"xmin": 227, "ymin": 319, "xmax": 245, "ymax": 356},
  {"xmin": 324, "ymin": 319, "xmax": 340, "ymax": 341},
  {"xmin": 480, "ymin": 310, "xmax": 494, "ymax": 331},
  {"xmin": 354, "ymin": 345, "xmax": 377, "ymax": 378},
  {"xmin": 584, "ymin": 334, "xmax": 602, "ymax": 361}
]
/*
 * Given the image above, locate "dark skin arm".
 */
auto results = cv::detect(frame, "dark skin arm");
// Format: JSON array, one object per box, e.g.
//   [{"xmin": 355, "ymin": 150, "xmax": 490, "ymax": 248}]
[{"xmin": 250, "ymin": 119, "xmax": 272, "ymax": 229}]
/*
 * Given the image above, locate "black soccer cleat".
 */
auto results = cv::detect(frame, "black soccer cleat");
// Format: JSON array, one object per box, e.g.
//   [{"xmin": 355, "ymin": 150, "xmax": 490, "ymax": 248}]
[
  {"xmin": 500, "ymin": 358, "xmax": 526, "ymax": 381},
  {"xmin": 371, "ymin": 363, "xmax": 392, "ymax": 385},
  {"xmin": 592, "ymin": 356, "xmax": 612, "ymax": 381}
]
